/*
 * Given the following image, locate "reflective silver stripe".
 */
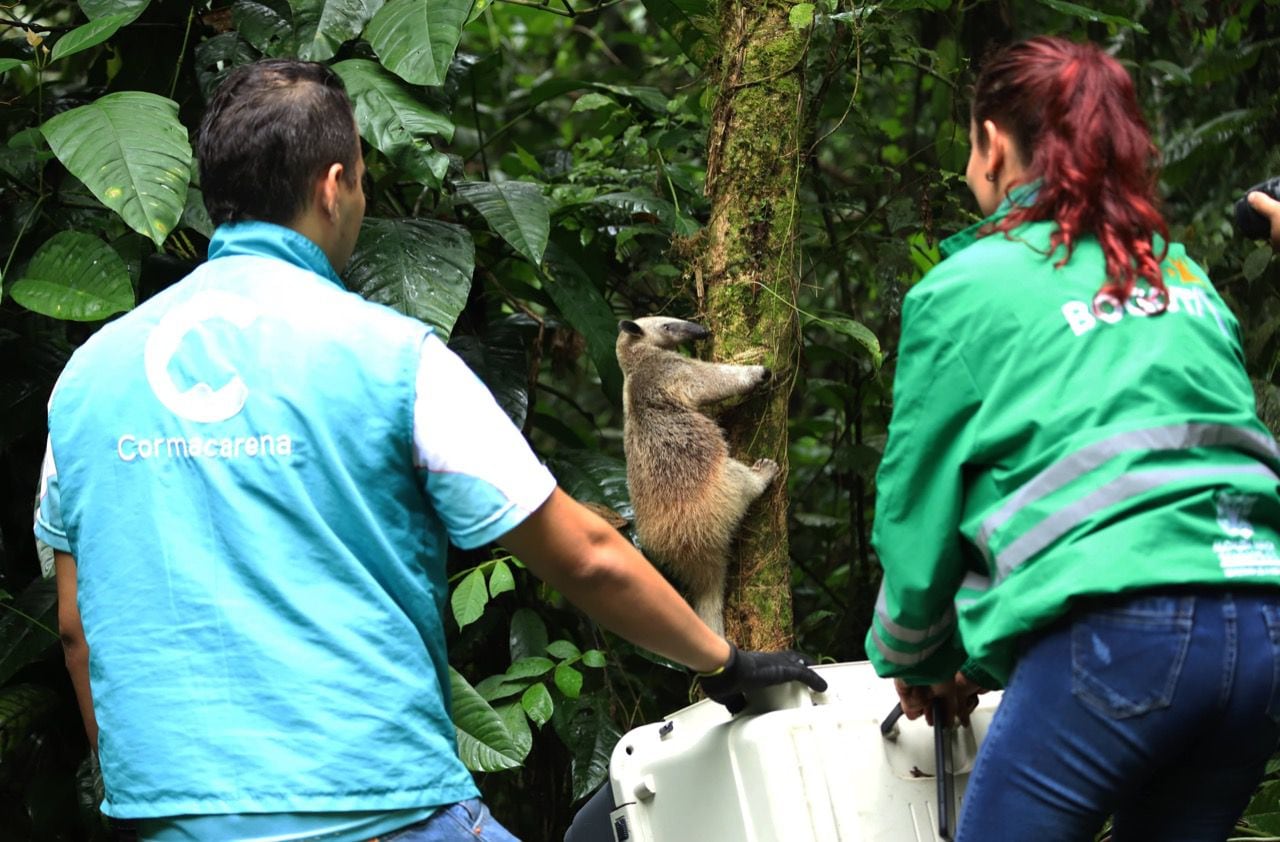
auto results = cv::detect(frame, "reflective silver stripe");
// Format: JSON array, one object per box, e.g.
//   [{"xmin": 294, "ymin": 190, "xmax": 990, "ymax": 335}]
[
  {"xmin": 976, "ymin": 424, "xmax": 1280, "ymax": 560},
  {"xmin": 958, "ymin": 571, "xmax": 991, "ymax": 594},
  {"xmin": 870, "ymin": 625, "xmax": 950, "ymax": 666},
  {"xmin": 874, "ymin": 584, "xmax": 956, "ymax": 644},
  {"xmin": 994, "ymin": 463, "xmax": 1279, "ymax": 581}
]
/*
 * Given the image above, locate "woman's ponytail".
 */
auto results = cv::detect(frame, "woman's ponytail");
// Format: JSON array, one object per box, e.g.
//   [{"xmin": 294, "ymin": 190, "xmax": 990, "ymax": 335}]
[{"xmin": 972, "ymin": 37, "xmax": 1169, "ymax": 305}]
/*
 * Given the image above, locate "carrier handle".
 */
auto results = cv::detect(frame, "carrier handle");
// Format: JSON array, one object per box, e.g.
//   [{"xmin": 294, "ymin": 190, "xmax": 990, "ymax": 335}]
[
  {"xmin": 933, "ymin": 698, "xmax": 955, "ymax": 841},
  {"xmin": 880, "ymin": 701, "xmax": 956, "ymax": 841}
]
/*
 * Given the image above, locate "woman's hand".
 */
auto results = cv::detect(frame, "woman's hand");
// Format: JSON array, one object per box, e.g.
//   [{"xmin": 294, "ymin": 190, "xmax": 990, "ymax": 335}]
[{"xmin": 894, "ymin": 671, "xmax": 988, "ymax": 727}]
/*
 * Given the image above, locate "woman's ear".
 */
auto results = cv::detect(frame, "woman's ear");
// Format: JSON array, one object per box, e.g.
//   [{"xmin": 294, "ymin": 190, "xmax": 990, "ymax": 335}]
[{"xmin": 981, "ymin": 119, "xmax": 1005, "ymax": 181}]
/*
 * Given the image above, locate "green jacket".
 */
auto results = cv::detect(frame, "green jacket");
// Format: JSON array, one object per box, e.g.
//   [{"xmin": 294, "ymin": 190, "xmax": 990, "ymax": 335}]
[{"xmin": 865, "ymin": 195, "xmax": 1280, "ymax": 687}]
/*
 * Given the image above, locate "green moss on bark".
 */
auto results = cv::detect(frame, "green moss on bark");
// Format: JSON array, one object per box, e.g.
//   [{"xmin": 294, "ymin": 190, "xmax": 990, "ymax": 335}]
[{"xmin": 696, "ymin": 0, "xmax": 810, "ymax": 650}]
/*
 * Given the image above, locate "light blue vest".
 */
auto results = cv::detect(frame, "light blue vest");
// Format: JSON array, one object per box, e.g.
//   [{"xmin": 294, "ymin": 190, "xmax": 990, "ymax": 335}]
[{"xmin": 48, "ymin": 223, "xmax": 478, "ymax": 818}]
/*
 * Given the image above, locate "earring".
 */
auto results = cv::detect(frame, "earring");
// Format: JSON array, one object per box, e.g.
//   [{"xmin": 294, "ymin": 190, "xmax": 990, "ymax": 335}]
[{"xmin": 985, "ymin": 172, "xmax": 996, "ymax": 182}]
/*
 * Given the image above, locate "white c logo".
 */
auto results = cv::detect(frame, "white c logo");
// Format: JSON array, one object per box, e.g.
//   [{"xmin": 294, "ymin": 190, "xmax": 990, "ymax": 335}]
[{"xmin": 144, "ymin": 291, "xmax": 259, "ymax": 423}]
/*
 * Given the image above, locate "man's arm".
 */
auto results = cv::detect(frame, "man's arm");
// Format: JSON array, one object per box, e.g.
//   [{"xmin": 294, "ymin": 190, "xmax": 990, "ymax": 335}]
[
  {"xmin": 55, "ymin": 550, "xmax": 98, "ymax": 749},
  {"xmin": 499, "ymin": 488, "xmax": 731, "ymax": 674},
  {"xmin": 1248, "ymin": 189, "xmax": 1280, "ymax": 250}
]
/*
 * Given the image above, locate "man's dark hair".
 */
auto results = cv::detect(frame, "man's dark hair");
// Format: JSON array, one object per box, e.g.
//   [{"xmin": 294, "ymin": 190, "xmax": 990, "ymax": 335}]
[{"xmin": 198, "ymin": 59, "xmax": 358, "ymax": 227}]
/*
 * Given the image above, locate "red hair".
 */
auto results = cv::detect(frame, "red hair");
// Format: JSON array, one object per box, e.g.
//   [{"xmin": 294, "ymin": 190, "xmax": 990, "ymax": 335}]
[{"xmin": 972, "ymin": 36, "xmax": 1168, "ymax": 306}]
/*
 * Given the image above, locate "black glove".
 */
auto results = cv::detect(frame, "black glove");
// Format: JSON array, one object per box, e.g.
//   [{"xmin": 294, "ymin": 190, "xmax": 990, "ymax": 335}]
[{"xmin": 697, "ymin": 643, "xmax": 828, "ymax": 714}]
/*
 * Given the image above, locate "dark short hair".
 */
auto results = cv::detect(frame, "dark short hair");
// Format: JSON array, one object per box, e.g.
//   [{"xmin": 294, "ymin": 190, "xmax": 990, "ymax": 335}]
[{"xmin": 198, "ymin": 59, "xmax": 358, "ymax": 227}]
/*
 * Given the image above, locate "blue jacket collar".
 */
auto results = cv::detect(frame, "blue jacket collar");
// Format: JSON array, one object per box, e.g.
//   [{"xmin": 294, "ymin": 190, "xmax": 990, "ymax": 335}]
[
  {"xmin": 208, "ymin": 221, "xmax": 345, "ymax": 289},
  {"xmin": 940, "ymin": 182, "xmax": 1041, "ymax": 259}
]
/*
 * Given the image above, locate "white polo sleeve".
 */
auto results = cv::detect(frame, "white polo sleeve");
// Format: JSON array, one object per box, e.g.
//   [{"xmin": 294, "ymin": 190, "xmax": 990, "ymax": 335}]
[
  {"xmin": 414, "ymin": 333, "xmax": 556, "ymax": 549},
  {"xmin": 34, "ymin": 438, "xmax": 72, "ymax": 553}
]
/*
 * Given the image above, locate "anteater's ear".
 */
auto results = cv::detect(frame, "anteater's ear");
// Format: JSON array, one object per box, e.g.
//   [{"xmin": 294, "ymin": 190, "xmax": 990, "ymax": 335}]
[{"xmin": 619, "ymin": 320, "xmax": 643, "ymax": 336}]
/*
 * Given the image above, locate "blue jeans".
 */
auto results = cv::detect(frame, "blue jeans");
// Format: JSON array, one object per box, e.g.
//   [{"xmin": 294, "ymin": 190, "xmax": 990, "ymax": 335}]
[
  {"xmin": 378, "ymin": 799, "xmax": 521, "ymax": 842},
  {"xmin": 958, "ymin": 588, "xmax": 1280, "ymax": 842}
]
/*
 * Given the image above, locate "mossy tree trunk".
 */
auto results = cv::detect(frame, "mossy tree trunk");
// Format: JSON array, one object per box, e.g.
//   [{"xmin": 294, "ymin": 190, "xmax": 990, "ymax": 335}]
[{"xmin": 695, "ymin": 0, "xmax": 809, "ymax": 651}]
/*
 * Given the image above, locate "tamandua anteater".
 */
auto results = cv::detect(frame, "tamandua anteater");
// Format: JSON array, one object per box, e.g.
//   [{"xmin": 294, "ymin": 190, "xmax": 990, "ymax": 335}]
[{"xmin": 616, "ymin": 316, "xmax": 779, "ymax": 635}]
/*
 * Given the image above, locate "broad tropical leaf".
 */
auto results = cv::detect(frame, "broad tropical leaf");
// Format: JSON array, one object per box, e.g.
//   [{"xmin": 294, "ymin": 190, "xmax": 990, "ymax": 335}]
[
  {"xmin": 0, "ymin": 59, "xmax": 26, "ymax": 75},
  {"xmin": 494, "ymin": 701, "xmax": 533, "ymax": 758},
  {"xmin": 232, "ymin": 1, "xmax": 296, "ymax": 56},
  {"xmin": 332, "ymin": 59, "xmax": 453, "ymax": 188},
  {"xmin": 366, "ymin": 0, "xmax": 470, "ymax": 87},
  {"xmin": 79, "ymin": 0, "xmax": 149, "ymax": 22},
  {"xmin": 288, "ymin": 0, "xmax": 383, "ymax": 62},
  {"xmin": 509, "ymin": 607, "xmax": 549, "ymax": 661},
  {"xmin": 541, "ymin": 241, "xmax": 624, "ymax": 403},
  {"xmin": 554, "ymin": 695, "xmax": 621, "ymax": 801},
  {"xmin": 554, "ymin": 662, "xmax": 583, "ymax": 698},
  {"xmin": 41, "ymin": 92, "xmax": 191, "ymax": 247},
  {"xmin": 547, "ymin": 640, "xmax": 581, "ymax": 661},
  {"xmin": 804, "ymin": 313, "xmax": 883, "ymax": 367},
  {"xmin": 344, "ymin": 217, "xmax": 474, "ymax": 338},
  {"xmin": 194, "ymin": 33, "xmax": 262, "ymax": 101},
  {"xmin": 456, "ymin": 180, "xmax": 550, "ymax": 266},
  {"xmin": 447, "ymin": 323, "xmax": 532, "ymax": 427},
  {"xmin": 488, "ymin": 559, "xmax": 515, "ymax": 596},
  {"xmin": 544, "ymin": 450, "xmax": 632, "ymax": 520},
  {"xmin": 10, "ymin": 232, "xmax": 134, "ymax": 321},
  {"xmin": 506, "ymin": 657, "xmax": 555, "ymax": 680},
  {"xmin": 450, "ymin": 567, "xmax": 488, "ymax": 629},
  {"xmin": 450, "ymin": 667, "xmax": 528, "ymax": 772},
  {"xmin": 521, "ymin": 683, "xmax": 553, "ymax": 727},
  {"xmin": 51, "ymin": 13, "xmax": 133, "ymax": 62}
]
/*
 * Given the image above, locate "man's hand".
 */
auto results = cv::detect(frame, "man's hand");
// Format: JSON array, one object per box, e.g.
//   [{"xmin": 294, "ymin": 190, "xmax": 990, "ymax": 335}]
[
  {"xmin": 1248, "ymin": 190, "xmax": 1280, "ymax": 250},
  {"xmin": 894, "ymin": 671, "xmax": 987, "ymax": 728},
  {"xmin": 698, "ymin": 644, "xmax": 828, "ymax": 714}
]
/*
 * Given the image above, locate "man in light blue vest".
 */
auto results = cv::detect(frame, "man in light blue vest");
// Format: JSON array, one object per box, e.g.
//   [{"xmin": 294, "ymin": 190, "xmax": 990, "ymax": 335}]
[{"xmin": 35, "ymin": 60, "xmax": 825, "ymax": 842}]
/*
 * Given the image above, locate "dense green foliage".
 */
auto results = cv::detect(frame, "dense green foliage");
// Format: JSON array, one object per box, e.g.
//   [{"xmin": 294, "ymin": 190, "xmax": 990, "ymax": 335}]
[{"xmin": 1, "ymin": 0, "xmax": 1279, "ymax": 839}]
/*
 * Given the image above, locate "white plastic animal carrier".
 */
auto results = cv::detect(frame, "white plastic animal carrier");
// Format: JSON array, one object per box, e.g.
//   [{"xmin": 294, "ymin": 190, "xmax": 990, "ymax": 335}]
[{"xmin": 605, "ymin": 660, "xmax": 1002, "ymax": 842}]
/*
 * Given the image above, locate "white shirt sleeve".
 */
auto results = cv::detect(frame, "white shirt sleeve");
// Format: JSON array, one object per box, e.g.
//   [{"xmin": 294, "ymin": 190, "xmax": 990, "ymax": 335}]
[
  {"xmin": 413, "ymin": 333, "xmax": 556, "ymax": 548},
  {"xmin": 34, "ymin": 437, "xmax": 72, "ymax": 553}
]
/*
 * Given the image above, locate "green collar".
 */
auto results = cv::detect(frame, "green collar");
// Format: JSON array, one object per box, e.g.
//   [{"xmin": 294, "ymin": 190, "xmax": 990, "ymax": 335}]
[{"xmin": 940, "ymin": 182, "xmax": 1040, "ymax": 259}]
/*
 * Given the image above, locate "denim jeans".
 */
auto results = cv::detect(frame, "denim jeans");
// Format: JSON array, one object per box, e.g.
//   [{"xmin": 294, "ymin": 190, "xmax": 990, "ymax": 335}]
[
  {"xmin": 957, "ymin": 588, "xmax": 1280, "ymax": 842},
  {"xmin": 377, "ymin": 799, "xmax": 521, "ymax": 842}
]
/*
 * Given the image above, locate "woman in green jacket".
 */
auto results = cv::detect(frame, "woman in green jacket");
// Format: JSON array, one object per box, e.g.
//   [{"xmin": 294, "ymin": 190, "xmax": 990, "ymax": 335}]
[{"xmin": 866, "ymin": 35, "xmax": 1280, "ymax": 841}]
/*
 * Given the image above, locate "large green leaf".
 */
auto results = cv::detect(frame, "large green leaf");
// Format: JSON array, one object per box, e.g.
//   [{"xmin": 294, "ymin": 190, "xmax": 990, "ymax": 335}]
[
  {"xmin": 509, "ymin": 607, "xmax": 549, "ymax": 661},
  {"xmin": 194, "ymin": 33, "xmax": 262, "ymax": 101},
  {"xmin": 288, "ymin": 0, "xmax": 384, "ymax": 61},
  {"xmin": 544, "ymin": 450, "xmax": 632, "ymax": 520},
  {"xmin": 332, "ymin": 59, "xmax": 453, "ymax": 188},
  {"xmin": 79, "ymin": 0, "xmax": 149, "ymax": 22},
  {"xmin": 521, "ymin": 683, "xmax": 554, "ymax": 727},
  {"xmin": 450, "ymin": 667, "xmax": 528, "ymax": 772},
  {"xmin": 1034, "ymin": 0, "xmax": 1146, "ymax": 31},
  {"xmin": 51, "ymin": 12, "xmax": 133, "ymax": 62},
  {"xmin": 41, "ymin": 92, "xmax": 191, "ymax": 247},
  {"xmin": 450, "ymin": 568, "xmax": 489, "ymax": 630},
  {"xmin": 344, "ymin": 217, "xmax": 474, "ymax": 338},
  {"xmin": 447, "ymin": 321, "xmax": 532, "ymax": 427},
  {"xmin": 366, "ymin": 0, "xmax": 470, "ymax": 87},
  {"xmin": 456, "ymin": 180, "xmax": 550, "ymax": 266},
  {"xmin": 541, "ymin": 241, "xmax": 623, "ymax": 403},
  {"xmin": 0, "ymin": 578, "xmax": 58, "ymax": 687},
  {"xmin": 0, "ymin": 59, "xmax": 27, "ymax": 76},
  {"xmin": 10, "ymin": 232, "xmax": 134, "ymax": 321},
  {"xmin": 494, "ymin": 701, "xmax": 533, "ymax": 758},
  {"xmin": 804, "ymin": 313, "xmax": 883, "ymax": 367},
  {"xmin": 554, "ymin": 695, "xmax": 621, "ymax": 801},
  {"xmin": 232, "ymin": 1, "xmax": 296, "ymax": 56}
]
